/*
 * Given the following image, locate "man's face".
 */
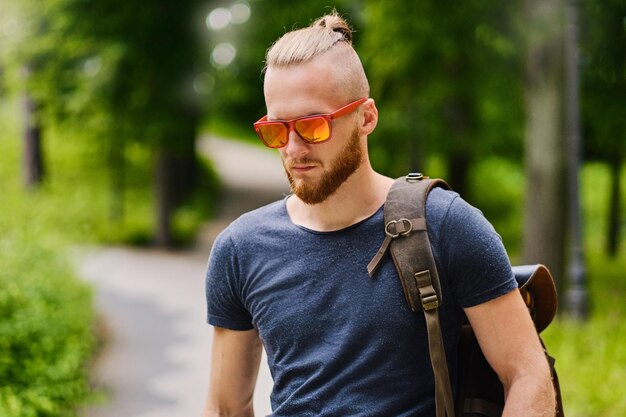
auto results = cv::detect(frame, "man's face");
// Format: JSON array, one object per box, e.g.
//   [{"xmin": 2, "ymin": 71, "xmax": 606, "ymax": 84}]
[
  {"xmin": 263, "ymin": 59, "xmax": 364, "ymax": 205},
  {"xmin": 282, "ymin": 125, "xmax": 362, "ymax": 204}
]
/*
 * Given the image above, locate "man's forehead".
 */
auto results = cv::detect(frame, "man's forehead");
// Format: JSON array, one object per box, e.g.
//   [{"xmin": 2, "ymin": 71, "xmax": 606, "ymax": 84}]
[{"xmin": 265, "ymin": 62, "xmax": 344, "ymax": 97}]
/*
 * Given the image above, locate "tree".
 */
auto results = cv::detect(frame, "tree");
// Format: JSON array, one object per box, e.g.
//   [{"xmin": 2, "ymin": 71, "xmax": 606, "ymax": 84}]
[
  {"xmin": 521, "ymin": 0, "xmax": 567, "ymax": 288},
  {"xmin": 20, "ymin": 80, "xmax": 44, "ymax": 189},
  {"xmin": 0, "ymin": 0, "xmax": 55, "ymax": 189},
  {"xmin": 1, "ymin": 0, "xmax": 207, "ymax": 247},
  {"xmin": 581, "ymin": 0, "xmax": 626, "ymax": 257},
  {"xmin": 359, "ymin": 1, "xmax": 525, "ymax": 200}
]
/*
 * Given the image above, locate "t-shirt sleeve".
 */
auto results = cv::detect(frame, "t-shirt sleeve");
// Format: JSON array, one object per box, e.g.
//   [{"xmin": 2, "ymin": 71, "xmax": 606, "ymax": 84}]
[
  {"xmin": 205, "ymin": 230, "xmax": 254, "ymax": 330},
  {"xmin": 435, "ymin": 193, "xmax": 518, "ymax": 308}
]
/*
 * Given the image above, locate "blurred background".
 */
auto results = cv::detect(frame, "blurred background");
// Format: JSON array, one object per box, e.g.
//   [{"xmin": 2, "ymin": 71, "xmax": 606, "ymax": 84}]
[{"xmin": 0, "ymin": 0, "xmax": 624, "ymax": 416}]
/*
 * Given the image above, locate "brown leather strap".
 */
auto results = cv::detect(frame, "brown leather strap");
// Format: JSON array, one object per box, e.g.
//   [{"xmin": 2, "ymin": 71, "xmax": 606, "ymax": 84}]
[{"xmin": 424, "ymin": 304, "xmax": 455, "ymax": 417}]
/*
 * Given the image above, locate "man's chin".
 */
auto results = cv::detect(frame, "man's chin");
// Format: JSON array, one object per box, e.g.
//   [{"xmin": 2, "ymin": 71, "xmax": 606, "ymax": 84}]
[{"xmin": 290, "ymin": 181, "xmax": 327, "ymax": 205}]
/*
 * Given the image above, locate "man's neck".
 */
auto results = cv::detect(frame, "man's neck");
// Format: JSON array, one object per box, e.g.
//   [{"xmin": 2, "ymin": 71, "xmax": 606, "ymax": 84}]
[{"xmin": 286, "ymin": 167, "xmax": 394, "ymax": 232}]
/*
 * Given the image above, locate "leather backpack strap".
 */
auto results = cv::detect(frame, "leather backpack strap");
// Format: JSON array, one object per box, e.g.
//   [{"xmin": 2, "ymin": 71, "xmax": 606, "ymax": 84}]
[{"xmin": 368, "ymin": 174, "xmax": 455, "ymax": 417}]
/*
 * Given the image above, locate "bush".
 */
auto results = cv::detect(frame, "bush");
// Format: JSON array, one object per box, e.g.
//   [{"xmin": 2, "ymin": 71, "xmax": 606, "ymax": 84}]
[{"xmin": 0, "ymin": 222, "xmax": 95, "ymax": 417}]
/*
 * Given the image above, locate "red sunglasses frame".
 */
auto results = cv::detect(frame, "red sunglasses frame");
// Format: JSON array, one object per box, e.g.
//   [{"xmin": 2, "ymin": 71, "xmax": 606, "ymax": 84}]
[{"xmin": 253, "ymin": 97, "xmax": 367, "ymax": 149}]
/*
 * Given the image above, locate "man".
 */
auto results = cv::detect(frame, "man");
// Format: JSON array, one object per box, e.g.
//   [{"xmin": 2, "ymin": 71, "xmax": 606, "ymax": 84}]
[{"xmin": 204, "ymin": 11, "xmax": 556, "ymax": 417}]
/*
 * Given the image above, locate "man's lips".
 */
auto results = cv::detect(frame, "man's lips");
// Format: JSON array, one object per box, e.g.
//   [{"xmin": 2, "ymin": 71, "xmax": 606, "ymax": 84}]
[
  {"xmin": 291, "ymin": 165, "xmax": 316, "ymax": 172},
  {"xmin": 287, "ymin": 160, "xmax": 320, "ymax": 174}
]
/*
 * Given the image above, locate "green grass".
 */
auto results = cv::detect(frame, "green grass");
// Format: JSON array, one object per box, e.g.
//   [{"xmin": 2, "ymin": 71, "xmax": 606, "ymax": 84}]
[{"xmin": 542, "ymin": 253, "xmax": 626, "ymax": 417}]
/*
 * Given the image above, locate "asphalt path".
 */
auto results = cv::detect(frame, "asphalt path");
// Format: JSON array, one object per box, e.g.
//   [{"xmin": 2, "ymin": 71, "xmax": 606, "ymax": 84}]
[{"xmin": 78, "ymin": 136, "xmax": 290, "ymax": 417}]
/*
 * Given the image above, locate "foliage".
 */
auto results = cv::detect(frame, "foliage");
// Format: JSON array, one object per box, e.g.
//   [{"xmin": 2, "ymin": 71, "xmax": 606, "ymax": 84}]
[
  {"xmin": 0, "ymin": 224, "xmax": 96, "ymax": 417},
  {"xmin": 359, "ymin": 0, "xmax": 525, "ymax": 186},
  {"xmin": 0, "ymin": 99, "xmax": 219, "ymax": 247},
  {"xmin": 0, "ymin": 0, "xmax": 203, "ymax": 139},
  {"xmin": 468, "ymin": 158, "xmax": 525, "ymax": 257},
  {"xmin": 0, "ymin": 0, "xmax": 215, "ymax": 245},
  {"xmin": 0, "ymin": 102, "xmax": 96, "ymax": 415},
  {"xmin": 579, "ymin": 0, "xmax": 625, "ymax": 256},
  {"xmin": 581, "ymin": 0, "xmax": 626, "ymax": 161}
]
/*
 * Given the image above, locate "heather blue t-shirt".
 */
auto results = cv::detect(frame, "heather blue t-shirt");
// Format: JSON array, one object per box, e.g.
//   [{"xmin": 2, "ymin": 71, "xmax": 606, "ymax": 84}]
[{"xmin": 205, "ymin": 188, "xmax": 516, "ymax": 416}]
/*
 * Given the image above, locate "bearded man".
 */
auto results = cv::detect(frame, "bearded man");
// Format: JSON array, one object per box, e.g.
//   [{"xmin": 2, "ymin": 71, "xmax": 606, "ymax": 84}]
[{"xmin": 203, "ymin": 11, "xmax": 555, "ymax": 417}]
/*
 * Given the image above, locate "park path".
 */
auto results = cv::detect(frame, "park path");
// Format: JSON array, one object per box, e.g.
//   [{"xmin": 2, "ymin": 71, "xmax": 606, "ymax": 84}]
[{"xmin": 77, "ymin": 136, "xmax": 289, "ymax": 417}]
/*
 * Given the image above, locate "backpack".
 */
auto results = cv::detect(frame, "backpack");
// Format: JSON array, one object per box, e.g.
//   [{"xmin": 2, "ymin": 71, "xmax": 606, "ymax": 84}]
[{"xmin": 367, "ymin": 173, "xmax": 564, "ymax": 417}]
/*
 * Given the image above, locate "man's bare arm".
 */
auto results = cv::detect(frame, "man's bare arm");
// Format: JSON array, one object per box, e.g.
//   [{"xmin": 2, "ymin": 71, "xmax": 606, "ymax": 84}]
[
  {"xmin": 203, "ymin": 327, "xmax": 263, "ymax": 417},
  {"xmin": 465, "ymin": 289, "xmax": 556, "ymax": 417}
]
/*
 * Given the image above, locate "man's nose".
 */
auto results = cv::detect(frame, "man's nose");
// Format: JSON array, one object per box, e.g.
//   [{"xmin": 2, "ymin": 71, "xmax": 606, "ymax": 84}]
[{"xmin": 283, "ymin": 128, "xmax": 310, "ymax": 158}]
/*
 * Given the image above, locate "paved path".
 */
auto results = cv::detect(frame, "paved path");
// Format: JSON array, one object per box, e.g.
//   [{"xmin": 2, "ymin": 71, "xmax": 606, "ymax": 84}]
[{"xmin": 78, "ymin": 136, "xmax": 289, "ymax": 417}]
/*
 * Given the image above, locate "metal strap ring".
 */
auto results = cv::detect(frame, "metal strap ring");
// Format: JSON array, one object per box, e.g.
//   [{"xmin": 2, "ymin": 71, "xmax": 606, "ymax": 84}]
[{"xmin": 385, "ymin": 218, "xmax": 413, "ymax": 238}]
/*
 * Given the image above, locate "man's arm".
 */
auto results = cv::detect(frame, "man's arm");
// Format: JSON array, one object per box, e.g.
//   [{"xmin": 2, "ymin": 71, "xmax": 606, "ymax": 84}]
[
  {"xmin": 203, "ymin": 327, "xmax": 263, "ymax": 417},
  {"xmin": 464, "ymin": 289, "xmax": 556, "ymax": 417}
]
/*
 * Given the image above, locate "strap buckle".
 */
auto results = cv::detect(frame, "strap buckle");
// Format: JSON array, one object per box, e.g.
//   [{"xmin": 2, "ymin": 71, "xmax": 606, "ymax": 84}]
[{"xmin": 414, "ymin": 270, "xmax": 440, "ymax": 311}]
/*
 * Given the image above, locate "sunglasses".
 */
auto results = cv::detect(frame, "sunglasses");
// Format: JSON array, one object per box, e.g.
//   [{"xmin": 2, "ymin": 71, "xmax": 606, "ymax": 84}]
[{"xmin": 253, "ymin": 98, "xmax": 367, "ymax": 149}]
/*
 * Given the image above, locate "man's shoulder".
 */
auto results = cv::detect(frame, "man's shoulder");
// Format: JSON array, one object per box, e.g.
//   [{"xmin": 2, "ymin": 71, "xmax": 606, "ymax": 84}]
[{"xmin": 425, "ymin": 186, "xmax": 461, "ymax": 227}]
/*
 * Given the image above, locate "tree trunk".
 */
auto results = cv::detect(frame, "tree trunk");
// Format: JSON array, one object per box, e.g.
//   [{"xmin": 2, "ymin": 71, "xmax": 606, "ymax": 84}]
[
  {"xmin": 607, "ymin": 154, "xmax": 623, "ymax": 257},
  {"xmin": 153, "ymin": 106, "xmax": 199, "ymax": 248},
  {"xmin": 21, "ymin": 93, "xmax": 44, "ymax": 189},
  {"xmin": 522, "ymin": 0, "xmax": 567, "ymax": 289},
  {"xmin": 153, "ymin": 137, "xmax": 198, "ymax": 247},
  {"xmin": 170, "ymin": 121, "xmax": 198, "ymax": 207},
  {"xmin": 154, "ymin": 146, "xmax": 175, "ymax": 248},
  {"xmin": 108, "ymin": 135, "xmax": 125, "ymax": 222}
]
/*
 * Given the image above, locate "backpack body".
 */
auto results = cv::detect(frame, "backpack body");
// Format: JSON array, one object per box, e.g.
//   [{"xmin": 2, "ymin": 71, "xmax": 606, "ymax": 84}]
[{"xmin": 455, "ymin": 265, "xmax": 564, "ymax": 417}]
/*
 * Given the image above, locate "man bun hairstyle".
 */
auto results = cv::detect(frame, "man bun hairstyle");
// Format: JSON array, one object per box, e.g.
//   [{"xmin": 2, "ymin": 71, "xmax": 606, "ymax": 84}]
[
  {"xmin": 265, "ymin": 11, "xmax": 354, "ymax": 68},
  {"xmin": 313, "ymin": 12, "xmax": 353, "ymax": 43}
]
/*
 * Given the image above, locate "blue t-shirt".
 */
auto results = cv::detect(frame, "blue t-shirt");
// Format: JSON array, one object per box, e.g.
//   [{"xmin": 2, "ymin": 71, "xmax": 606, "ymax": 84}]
[{"xmin": 205, "ymin": 188, "xmax": 516, "ymax": 416}]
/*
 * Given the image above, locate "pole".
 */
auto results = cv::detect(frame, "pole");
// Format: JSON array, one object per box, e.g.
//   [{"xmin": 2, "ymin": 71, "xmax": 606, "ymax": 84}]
[{"xmin": 564, "ymin": 0, "xmax": 588, "ymax": 319}]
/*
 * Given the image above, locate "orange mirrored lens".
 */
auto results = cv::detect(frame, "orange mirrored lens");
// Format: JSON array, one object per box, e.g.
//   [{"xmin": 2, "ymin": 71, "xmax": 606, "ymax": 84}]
[
  {"xmin": 295, "ymin": 117, "xmax": 330, "ymax": 143},
  {"xmin": 258, "ymin": 123, "xmax": 288, "ymax": 148}
]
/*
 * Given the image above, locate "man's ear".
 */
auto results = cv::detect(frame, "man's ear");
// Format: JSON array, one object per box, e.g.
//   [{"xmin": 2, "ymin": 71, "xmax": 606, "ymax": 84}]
[{"xmin": 360, "ymin": 98, "xmax": 378, "ymax": 137}]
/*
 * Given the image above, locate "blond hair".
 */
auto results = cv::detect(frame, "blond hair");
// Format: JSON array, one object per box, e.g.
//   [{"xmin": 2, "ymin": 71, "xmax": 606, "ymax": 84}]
[{"xmin": 264, "ymin": 12, "xmax": 369, "ymax": 98}]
